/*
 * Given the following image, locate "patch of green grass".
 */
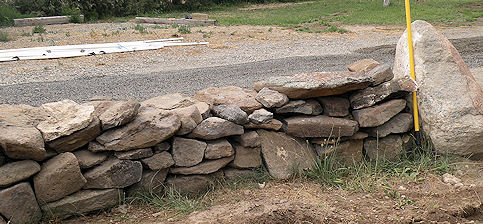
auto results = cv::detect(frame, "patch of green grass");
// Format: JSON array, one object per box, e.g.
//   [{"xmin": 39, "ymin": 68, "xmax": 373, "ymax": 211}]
[
  {"xmin": 32, "ymin": 25, "xmax": 46, "ymax": 34},
  {"xmin": 133, "ymin": 24, "xmax": 147, "ymax": 34},
  {"xmin": 0, "ymin": 30, "xmax": 11, "ymax": 42},
  {"xmin": 177, "ymin": 25, "xmax": 191, "ymax": 34},
  {"xmin": 0, "ymin": 2, "xmax": 30, "ymax": 27}
]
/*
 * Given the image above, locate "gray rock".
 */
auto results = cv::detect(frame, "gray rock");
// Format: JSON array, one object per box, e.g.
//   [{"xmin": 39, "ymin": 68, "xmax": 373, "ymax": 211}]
[
  {"xmin": 316, "ymin": 139, "xmax": 363, "ymax": 165},
  {"xmin": 194, "ymin": 86, "xmax": 263, "ymax": 113},
  {"xmin": 83, "ymin": 158, "xmax": 142, "ymax": 189},
  {"xmin": 194, "ymin": 102, "xmax": 211, "ymax": 120},
  {"xmin": 255, "ymin": 87, "xmax": 289, "ymax": 108},
  {"xmin": 165, "ymin": 174, "xmax": 217, "ymax": 195},
  {"xmin": 275, "ymin": 100, "xmax": 322, "ymax": 115},
  {"xmin": 172, "ymin": 105, "xmax": 203, "ymax": 135},
  {"xmin": 153, "ymin": 142, "xmax": 170, "ymax": 153},
  {"xmin": 205, "ymin": 139, "xmax": 233, "ymax": 160},
  {"xmin": 211, "ymin": 104, "xmax": 249, "ymax": 125},
  {"xmin": 347, "ymin": 59, "xmax": 380, "ymax": 72},
  {"xmin": 0, "ymin": 104, "xmax": 47, "ymax": 127},
  {"xmin": 248, "ymin": 109, "xmax": 273, "ymax": 124},
  {"xmin": 317, "ymin": 96, "xmax": 350, "ymax": 117},
  {"xmin": 0, "ymin": 182, "xmax": 42, "ymax": 224},
  {"xmin": 283, "ymin": 115, "xmax": 359, "ymax": 138},
  {"xmin": 172, "ymin": 137, "xmax": 206, "ymax": 167},
  {"xmin": 366, "ymin": 113, "xmax": 413, "ymax": 138},
  {"xmin": 257, "ymin": 130, "xmax": 317, "ymax": 179},
  {"xmin": 73, "ymin": 150, "xmax": 108, "ymax": 169},
  {"xmin": 34, "ymin": 152, "xmax": 86, "ymax": 203},
  {"xmin": 47, "ymin": 117, "xmax": 101, "ymax": 153},
  {"xmin": 349, "ymin": 77, "xmax": 416, "ymax": 110},
  {"xmin": 230, "ymin": 145, "xmax": 262, "ymax": 169},
  {"xmin": 188, "ymin": 117, "xmax": 244, "ymax": 140},
  {"xmin": 95, "ymin": 107, "xmax": 180, "ymax": 151},
  {"xmin": 127, "ymin": 169, "xmax": 168, "ymax": 196},
  {"xmin": 170, "ymin": 156, "xmax": 234, "ymax": 175},
  {"xmin": 0, "ymin": 124, "xmax": 46, "ymax": 161},
  {"xmin": 141, "ymin": 151, "xmax": 175, "ymax": 170},
  {"xmin": 244, "ymin": 119, "xmax": 282, "ymax": 131},
  {"xmin": 0, "ymin": 160, "xmax": 40, "ymax": 188},
  {"xmin": 87, "ymin": 100, "xmax": 140, "ymax": 131},
  {"xmin": 223, "ymin": 168, "xmax": 258, "ymax": 181},
  {"xmin": 254, "ymin": 71, "xmax": 373, "ymax": 99},
  {"xmin": 394, "ymin": 20, "xmax": 483, "ymax": 157},
  {"xmin": 41, "ymin": 189, "xmax": 120, "ymax": 219},
  {"xmin": 115, "ymin": 148, "xmax": 153, "ymax": 160},
  {"xmin": 141, "ymin": 93, "xmax": 195, "ymax": 110},
  {"xmin": 366, "ymin": 64, "xmax": 394, "ymax": 86},
  {"xmin": 37, "ymin": 100, "xmax": 95, "ymax": 142},
  {"xmin": 352, "ymin": 99, "xmax": 406, "ymax": 128},
  {"xmin": 232, "ymin": 131, "xmax": 260, "ymax": 148},
  {"xmin": 364, "ymin": 135, "xmax": 403, "ymax": 161}
]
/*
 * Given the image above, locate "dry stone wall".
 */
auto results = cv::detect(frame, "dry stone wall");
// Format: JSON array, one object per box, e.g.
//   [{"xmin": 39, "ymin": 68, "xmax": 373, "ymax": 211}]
[{"xmin": 0, "ymin": 58, "xmax": 418, "ymax": 223}]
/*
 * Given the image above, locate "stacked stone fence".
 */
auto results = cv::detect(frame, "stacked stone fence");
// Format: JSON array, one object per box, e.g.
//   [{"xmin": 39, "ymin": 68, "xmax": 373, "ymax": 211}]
[{"xmin": 1, "ymin": 20, "xmax": 482, "ymax": 224}]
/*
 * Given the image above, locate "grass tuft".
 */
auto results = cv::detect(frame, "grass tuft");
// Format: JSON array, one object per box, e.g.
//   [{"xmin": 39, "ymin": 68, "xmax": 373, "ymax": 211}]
[
  {"xmin": 32, "ymin": 25, "xmax": 46, "ymax": 34},
  {"xmin": 177, "ymin": 25, "xmax": 191, "ymax": 34},
  {"xmin": 0, "ymin": 30, "xmax": 11, "ymax": 42},
  {"xmin": 134, "ymin": 24, "xmax": 147, "ymax": 34}
]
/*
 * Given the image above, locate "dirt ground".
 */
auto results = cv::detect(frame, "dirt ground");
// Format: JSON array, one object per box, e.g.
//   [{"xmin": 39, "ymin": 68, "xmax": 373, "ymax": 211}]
[{"xmin": 62, "ymin": 160, "xmax": 483, "ymax": 224}]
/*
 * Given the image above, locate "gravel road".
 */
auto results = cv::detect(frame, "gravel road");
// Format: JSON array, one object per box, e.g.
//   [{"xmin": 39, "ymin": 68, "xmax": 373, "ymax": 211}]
[{"xmin": 0, "ymin": 23, "xmax": 481, "ymax": 106}]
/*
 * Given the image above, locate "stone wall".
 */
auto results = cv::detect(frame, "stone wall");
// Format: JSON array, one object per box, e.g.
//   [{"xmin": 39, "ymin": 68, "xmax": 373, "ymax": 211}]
[{"xmin": 0, "ymin": 58, "xmax": 419, "ymax": 223}]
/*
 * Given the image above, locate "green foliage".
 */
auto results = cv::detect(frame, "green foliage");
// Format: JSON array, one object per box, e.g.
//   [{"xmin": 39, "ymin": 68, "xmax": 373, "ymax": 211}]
[
  {"xmin": 177, "ymin": 25, "xmax": 191, "ymax": 34},
  {"xmin": 32, "ymin": 24, "xmax": 46, "ymax": 34},
  {"xmin": 134, "ymin": 24, "xmax": 147, "ymax": 34},
  {"xmin": 0, "ymin": 2, "xmax": 25, "ymax": 27},
  {"xmin": 0, "ymin": 30, "xmax": 11, "ymax": 42}
]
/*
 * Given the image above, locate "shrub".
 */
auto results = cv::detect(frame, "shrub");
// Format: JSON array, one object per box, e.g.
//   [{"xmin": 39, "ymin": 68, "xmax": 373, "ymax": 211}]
[
  {"xmin": 178, "ymin": 25, "xmax": 191, "ymax": 34},
  {"xmin": 0, "ymin": 2, "xmax": 24, "ymax": 27}
]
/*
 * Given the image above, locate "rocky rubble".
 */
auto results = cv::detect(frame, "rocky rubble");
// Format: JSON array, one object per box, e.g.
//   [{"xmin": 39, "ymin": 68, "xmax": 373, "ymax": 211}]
[{"xmin": 0, "ymin": 20, "xmax": 480, "ymax": 223}]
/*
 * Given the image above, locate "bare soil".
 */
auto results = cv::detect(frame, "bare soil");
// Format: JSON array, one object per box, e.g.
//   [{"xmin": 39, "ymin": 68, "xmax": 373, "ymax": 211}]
[{"xmin": 61, "ymin": 161, "xmax": 483, "ymax": 224}]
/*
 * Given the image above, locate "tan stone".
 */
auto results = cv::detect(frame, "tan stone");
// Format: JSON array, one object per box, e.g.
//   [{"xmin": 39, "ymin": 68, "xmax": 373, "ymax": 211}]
[{"xmin": 194, "ymin": 86, "xmax": 262, "ymax": 113}]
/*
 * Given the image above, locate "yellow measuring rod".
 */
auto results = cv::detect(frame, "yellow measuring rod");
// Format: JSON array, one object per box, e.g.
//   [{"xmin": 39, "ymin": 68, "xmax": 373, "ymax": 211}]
[{"xmin": 404, "ymin": 0, "xmax": 421, "ymax": 145}]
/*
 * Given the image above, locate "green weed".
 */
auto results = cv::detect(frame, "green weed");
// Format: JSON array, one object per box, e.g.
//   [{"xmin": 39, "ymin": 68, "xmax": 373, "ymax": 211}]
[
  {"xmin": 0, "ymin": 30, "xmax": 11, "ymax": 42},
  {"xmin": 177, "ymin": 25, "xmax": 191, "ymax": 34},
  {"xmin": 134, "ymin": 24, "xmax": 147, "ymax": 34},
  {"xmin": 32, "ymin": 25, "xmax": 46, "ymax": 34}
]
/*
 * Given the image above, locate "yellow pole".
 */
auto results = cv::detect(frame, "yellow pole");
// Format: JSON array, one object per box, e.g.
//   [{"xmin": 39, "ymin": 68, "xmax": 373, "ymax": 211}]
[{"xmin": 404, "ymin": 0, "xmax": 421, "ymax": 144}]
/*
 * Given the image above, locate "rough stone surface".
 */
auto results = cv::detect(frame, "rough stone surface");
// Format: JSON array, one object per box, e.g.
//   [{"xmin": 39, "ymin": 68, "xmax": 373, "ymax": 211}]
[
  {"xmin": 194, "ymin": 102, "xmax": 211, "ymax": 120},
  {"xmin": 244, "ymin": 119, "xmax": 282, "ymax": 131},
  {"xmin": 254, "ymin": 71, "xmax": 373, "ymax": 99},
  {"xmin": 73, "ymin": 150, "xmax": 108, "ymax": 169},
  {"xmin": 349, "ymin": 78, "xmax": 416, "ymax": 110},
  {"xmin": 317, "ymin": 96, "xmax": 350, "ymax": 117},
  {"xmin": 0, "ymin": 160, "xmax": 40, "ymax": 187},
  {"xmin": 141, "ymin": 93, "xmax": 195, "ymax": 110},
  {"xmin": 37, "ymin": 100, "xmax": 95, "ymax": 142},
  {"xmin": 34, "ymin": 152, "xmax": 86, "ymax": 203},
  {"xmin": 364, "ymin": 135, "xmax": 403, "ymax": 161},
  {"xmin": 172, "ymin": 137, "xmax": 206, "ymax": 167},
  {"xmin": 205, "ymin": 139, "xmax": 234, "ymax": 159},
  {"xmin": 211, "ymin": 104, "xmax": 249, "ymax": 125},
  {"xmin": 283, "ymin": 115, "xmax": 359, "ymax": 138},
  {"xmin": 47, "ymin": 117, "xmax": 101, "ymax": 153},
  {"xmin": 317, "ymin": 139, "xmax": 363, "ymax": 165},
  {"xmin": 230, "ymin": 145, "xmax": 262, "ymax": 169},
  {"xmin": 0, "ymin": 124, "xmax": 46, "ymax": 161},
  {"xmin": 366, "ymin": 64, "xmax": 395, "ymax": 86},
  {"xmin": 275, "ymin": 100, "xmax": 323, "ymax": 115},
  {"xmin": 188, "ymin": 117, "xmax": 244, "ymax": 140},
  {"xmin": 88, "ymin": 100, "xmax": 140, "ymax": 131},
  {"xmin": 255, "ymin": 87, "xmax": 289, "ymax": 108},
  {"xmin": 127, "ymin": 169, "xmax": 168, "ymax": 196},
  {"xmin": 83, "ymin": 158, "xmax": 142, "ymax": 189},
  {"xmin": 114, "ymin": 148, "xmax": 153, "ymax": 160},
  {"xmin": 248, "ymin": 108, "xmax": 273, "ymax": 124},
  {"xmin": 366, "ymin": 113, "xmax": 413, "ymax": 138},
  {"xmin": 0, "ymin": 104, "xmax": 47, "ymax": 127},
  {"xmin": 223, "ymin": 168, "xmax": 257, "ymax": 181},
  {"xmin": 0, "ymin": 151, "xmax": 5, "ymax": 166},
  {"xmin": 41, "ymin": 189, "xmax": 120, "ymax": 219},
  {"xmin": 232, "ymin": 131, "xmax": 260, "ymax": 148},
  {"xmin": 194, "ymin": 86, "xmax": 263, "ymax": 113},
  {"xmin": 170, "ymin": 156, "xmax": 234, "ymax": 175},
  {"xmin": 347, "ymin": 59, "xmax": 380, "ymax": 73},
  {"xmin": 352, "ymin": 99, "xmax": 406, "ymax": 128},
  {"xmin": 394, "ymin": 20, "xmax": 483, "ymax": 157},
  {"xmin": 0, "ymin": 182, "xmax": 42, "ymax": 224},
  {"xmin": 141, "ymin": 151, "xmax": 175, "ymax": 170},
  {"xmin": 153, "ymin": 142, "xmax": 170, "ymax": 153},
  {"xmin": 165, "ymin": 174, "xmax": 217, "ymax": 195},
  {"xmin": 0, "ymin": 216, "xmax": 4, "ymax": 224},
  {"xmin": 94, "ymin": 107, "xmax": 180, "ymax": 151},
  {"xmin": 257, "ymin": 130, "xmax": 317, "ymax": 179},
  {"xmin": 171, "ymin": 105, "xmax": 203, "ymax": 135}
]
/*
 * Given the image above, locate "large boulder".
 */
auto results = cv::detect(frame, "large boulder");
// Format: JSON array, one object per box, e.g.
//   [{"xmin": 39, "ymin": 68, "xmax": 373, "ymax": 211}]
[
  {"xmin": 172, "ymin": 137, "xmax": 206, "ymax": 167},
  {"xmin": 94, "ymin": 107, "xmax": 180, "ymax": 151},
  {"xmin": 352, "ymin": 99, "xmax": 406, "ymax": 128},
  {"xmin": 257, "ymin": 130, "xmax": 317, "ymax": 179},
  {"xmin": 0, "ymin": 160, "xmax": 40, "ymax": 187},
  {"xmin": 47, "ymin": 117, "xmax": 101, "ymax": 153},
  {"xmin": 170, "ymin": 156, "xmax": 234, "ymax": 175},
  {"xmin": 394, "ymin": 20, "xmax": 483, "ymax": 157},
  {"xmin": 283, "ymin": 115, "xmax": 359, "ymax": 138},
  {"xmin": 41, "ymin": 189, "xmax": 121, "ymax": 219},
  {"xmin": 0, "ymin": 124, "xmax": 46, "ymax": 161},
  {"xmin": 194, "ymin": 86, "xmax": 263, "ymax": 113},
  {"xmin": 188, "ymin": 117, "xmax": 244, "ymax": 140},
  {"xmin": 0, "ymin": 182, "xmax": 42, "ymax": 224},
  {"xmin": 253, "ymin": 71, "xmax": 376, "ymax": 99},
  {"xmin": 83, "ymin": 158, "xmax": 142, "ymax": 189},
  {"xmin": 34, "ymin": 152, "xmax": 86, "ymax": 203},
  {"xmin": 87, "ymin": 100, "xmax": 140, "ymax": 131},
  {"xmin": 37, "ymin": 100, "xmax": 95, "ymax": 142}
]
